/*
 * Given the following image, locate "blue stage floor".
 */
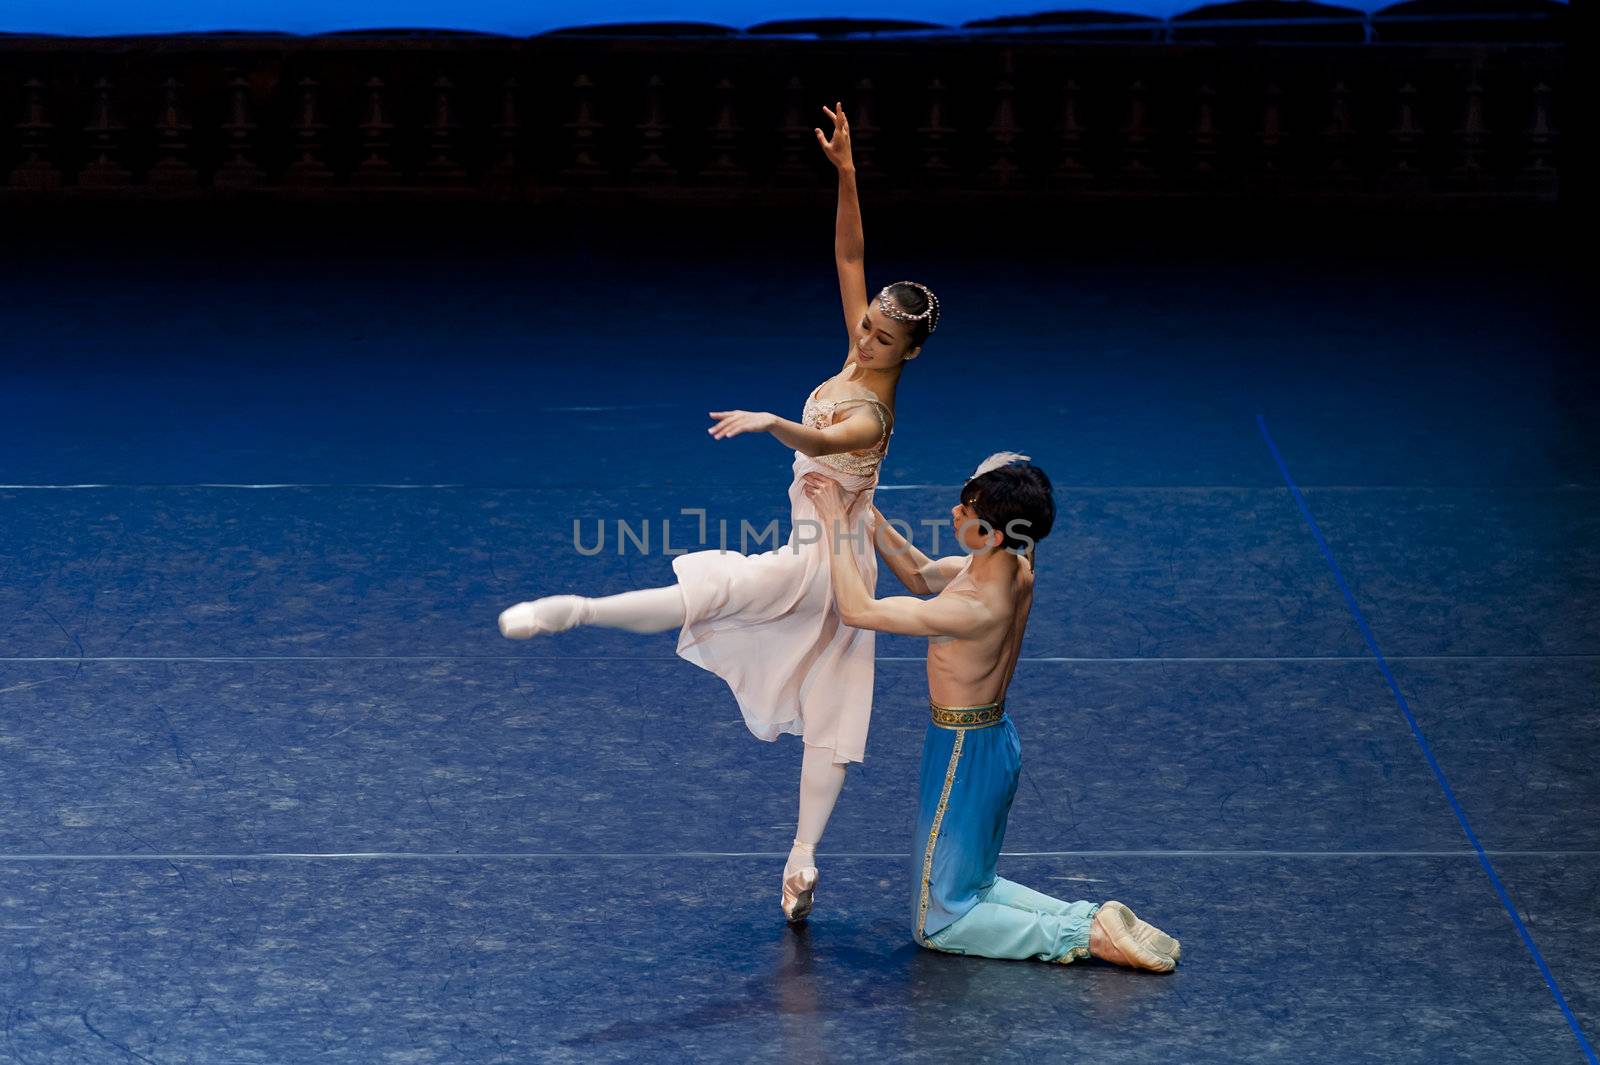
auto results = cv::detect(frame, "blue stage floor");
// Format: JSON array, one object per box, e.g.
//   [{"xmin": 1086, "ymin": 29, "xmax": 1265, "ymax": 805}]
[{"xmin": 0, "ymin": 212, "xmax": 1594, "ymax": 1062}]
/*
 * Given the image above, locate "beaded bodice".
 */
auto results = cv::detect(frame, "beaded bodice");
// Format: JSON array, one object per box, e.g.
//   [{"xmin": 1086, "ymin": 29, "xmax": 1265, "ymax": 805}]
[{"xmin": 802, "ymin": 380, "xmax": 894, "ymax": 478}]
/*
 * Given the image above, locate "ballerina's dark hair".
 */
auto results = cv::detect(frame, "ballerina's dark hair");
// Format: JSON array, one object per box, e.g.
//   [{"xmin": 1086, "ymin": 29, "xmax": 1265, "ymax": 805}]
[
  {"xmin": 879, "ymin": 282, "xmax": 941, "ymax": 348},
  {"xmin": 960, "ymin": 460, "xmax": 1055, "ymax": 558}
]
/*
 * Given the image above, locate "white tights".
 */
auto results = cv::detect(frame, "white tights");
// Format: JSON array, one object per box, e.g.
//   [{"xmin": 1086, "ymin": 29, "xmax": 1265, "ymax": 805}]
[
  {"xmin": 574, "ymin": 584, "xmax": 687, "ymax": 634},
  {"xmin": 788, "ymin": 742, "xmax": 847, "ymax": 877}
]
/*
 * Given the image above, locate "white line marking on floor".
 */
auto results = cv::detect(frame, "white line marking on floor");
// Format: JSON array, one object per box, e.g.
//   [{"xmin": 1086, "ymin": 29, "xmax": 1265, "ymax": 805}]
[
  {"xmin": 0, "ymin": 850, "xmax": 1592, "ymax": 862},
  {"xmin": 1, "ymin": 654, "xmax": 1593, "ymax": 664}
]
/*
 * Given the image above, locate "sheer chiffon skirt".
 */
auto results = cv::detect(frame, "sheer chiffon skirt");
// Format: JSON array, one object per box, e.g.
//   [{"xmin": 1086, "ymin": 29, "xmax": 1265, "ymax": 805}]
[{"xmin": 673, "ymin": 452, "xmax": 880, "ymax": 766}]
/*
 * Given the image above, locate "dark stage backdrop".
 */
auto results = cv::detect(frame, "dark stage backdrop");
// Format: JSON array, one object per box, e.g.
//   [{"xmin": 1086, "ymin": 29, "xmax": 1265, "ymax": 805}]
[
  {"xmin": 13, "ymin": 0, "xmax": 1567, "ymax": 33},
  {"xmin": 0, "ymin": 0, "xmax": 1570, "ymax": 205}
]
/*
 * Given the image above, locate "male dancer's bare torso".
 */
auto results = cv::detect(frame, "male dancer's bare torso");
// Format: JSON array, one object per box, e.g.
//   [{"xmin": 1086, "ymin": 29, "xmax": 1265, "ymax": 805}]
[{"xmin": 925, "ymin": 553, "xmax": 1032, "ymax": 708}]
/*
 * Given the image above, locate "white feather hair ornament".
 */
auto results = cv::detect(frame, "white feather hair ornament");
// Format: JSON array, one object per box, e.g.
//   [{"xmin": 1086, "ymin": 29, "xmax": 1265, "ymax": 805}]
[{"xmin": 969, "ymin": 451, "xmax": 1031, "ymax": 480}]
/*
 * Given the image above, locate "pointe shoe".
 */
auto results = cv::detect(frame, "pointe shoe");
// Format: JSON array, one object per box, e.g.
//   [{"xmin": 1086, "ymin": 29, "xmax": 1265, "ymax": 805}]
[
  {"xmin": 498, "ymin": 596, "xmax": 586, "ymax": 639},
  {"xmin": 781, "ymin": 866, "xmax": 818, "ymax": 923},
  {"xmin": 1091, "ymin": 901, "xmax": 1179, "ymax": 972}
]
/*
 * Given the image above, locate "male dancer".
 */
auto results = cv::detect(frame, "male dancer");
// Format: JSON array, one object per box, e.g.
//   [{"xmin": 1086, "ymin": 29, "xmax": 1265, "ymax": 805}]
[{"xmin": 800, "ymin": 454, "xmax": 1180, "ymax": 970}]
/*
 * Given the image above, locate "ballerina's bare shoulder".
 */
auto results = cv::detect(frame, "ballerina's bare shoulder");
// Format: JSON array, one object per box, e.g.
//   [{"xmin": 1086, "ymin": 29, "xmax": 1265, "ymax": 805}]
[{"xmin": 806, "ymin": 363, "xmax": 896, "ymax": 438}]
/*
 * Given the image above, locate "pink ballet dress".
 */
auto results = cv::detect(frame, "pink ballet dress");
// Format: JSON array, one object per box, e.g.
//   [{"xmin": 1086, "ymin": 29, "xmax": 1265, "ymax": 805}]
[{"xmin": 673, "ymin": 379, "xmax": 894, "ymax": 765}]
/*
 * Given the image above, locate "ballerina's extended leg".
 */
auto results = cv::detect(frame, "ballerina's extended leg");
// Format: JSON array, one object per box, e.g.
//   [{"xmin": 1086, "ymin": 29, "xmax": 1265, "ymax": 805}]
[{"xmin": 499, "ymin": 585, "xmax": 687, "ymax": 638}]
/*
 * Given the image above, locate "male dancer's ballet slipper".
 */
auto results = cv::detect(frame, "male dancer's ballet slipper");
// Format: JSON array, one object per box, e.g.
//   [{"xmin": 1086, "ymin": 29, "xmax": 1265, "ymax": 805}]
[
  {"xmin": 1091, "ymin": 901, "xmax": 1179, "ymax": 972},
  {"xmin": 1101, "ymin": 900, "xmax": 1181, "ymax": 961},
  {"xmin": 498, "ymin": 596, "xmax": 586, "ymax": 639},
  {"xmin": 781, "ymin": 866, "xmax": 818, "ymax": 923}
]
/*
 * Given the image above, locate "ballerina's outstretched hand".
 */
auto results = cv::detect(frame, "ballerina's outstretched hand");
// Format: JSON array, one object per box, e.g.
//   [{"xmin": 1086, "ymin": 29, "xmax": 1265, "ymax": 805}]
[{"xmin": 708, "ymin": 409, "xmax": 777, "ymax": 440}]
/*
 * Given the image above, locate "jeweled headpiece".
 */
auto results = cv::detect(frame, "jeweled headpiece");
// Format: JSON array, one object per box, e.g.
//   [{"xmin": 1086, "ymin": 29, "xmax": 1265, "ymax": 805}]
[{"xmin": 877, "ymin": 281, "xmax": 940, "ymax": 335}]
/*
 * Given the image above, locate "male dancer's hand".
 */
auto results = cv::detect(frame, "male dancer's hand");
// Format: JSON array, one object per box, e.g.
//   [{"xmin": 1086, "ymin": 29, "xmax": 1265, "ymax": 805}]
[{"xmin": 801, "ymin": 471, "xmax": 847, "ymax": 520}]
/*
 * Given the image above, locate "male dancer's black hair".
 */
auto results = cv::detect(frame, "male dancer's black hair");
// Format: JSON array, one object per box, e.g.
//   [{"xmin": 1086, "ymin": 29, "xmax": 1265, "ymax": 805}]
[{"xmin": 960, "ymin": 462, "xmax": 1055, "ymax": 555}]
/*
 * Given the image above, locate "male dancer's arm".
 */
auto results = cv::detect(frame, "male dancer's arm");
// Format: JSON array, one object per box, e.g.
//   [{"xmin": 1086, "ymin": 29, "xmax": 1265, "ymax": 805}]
[
  {"xmin": 806, "ymin": 476, "xmax": 988, "ymax": 638},
  {"xmin": 869, "ymin": 505, "xmax": 968, "ymax": 595}
]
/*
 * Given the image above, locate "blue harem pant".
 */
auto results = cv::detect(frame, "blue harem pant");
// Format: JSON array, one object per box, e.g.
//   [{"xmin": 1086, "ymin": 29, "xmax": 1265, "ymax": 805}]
[{"xmin": 912, "ymin": 702, "xmax": 1100, "ymax": 964}]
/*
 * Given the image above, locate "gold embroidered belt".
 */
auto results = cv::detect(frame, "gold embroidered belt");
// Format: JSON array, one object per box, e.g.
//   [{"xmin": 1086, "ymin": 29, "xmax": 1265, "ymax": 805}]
[{"xmin": 929, "ymin": 700, "xmax": 1007, "ymax": 730}]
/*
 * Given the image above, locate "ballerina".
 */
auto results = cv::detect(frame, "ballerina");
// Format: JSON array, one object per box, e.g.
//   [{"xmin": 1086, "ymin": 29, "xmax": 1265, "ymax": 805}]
[{"xmin": 498, "ymin": 100, "xmax": 939, "ymax": 923}]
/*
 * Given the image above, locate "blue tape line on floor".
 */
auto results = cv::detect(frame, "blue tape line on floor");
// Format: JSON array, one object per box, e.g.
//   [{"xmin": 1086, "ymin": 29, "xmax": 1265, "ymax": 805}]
[{"xmin": 1257, "ymin": 413, "xmax": 1597, "ymax": 1065}]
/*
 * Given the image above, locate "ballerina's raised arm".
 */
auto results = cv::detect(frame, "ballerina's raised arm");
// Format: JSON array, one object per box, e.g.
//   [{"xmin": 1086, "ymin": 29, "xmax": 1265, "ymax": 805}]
[
  {"xmin": 817, "ymin": 101, "xmax": 869, "ymax": 358},
  {"xmin": 705, "ymin": 101, "xmax": 890, "ymax": 460}
]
